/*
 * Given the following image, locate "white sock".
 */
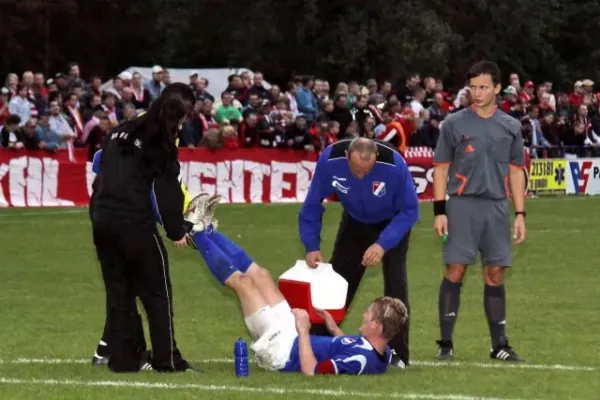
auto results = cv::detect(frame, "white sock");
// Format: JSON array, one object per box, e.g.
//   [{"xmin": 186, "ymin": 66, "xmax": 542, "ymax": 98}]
[
  {"xmin": 271, "ymin": 301, "xmax": 295, "ymax": 328},
  {"xmin": 244, "ymin": 306, "xmax": 277, "ymax": 341}
]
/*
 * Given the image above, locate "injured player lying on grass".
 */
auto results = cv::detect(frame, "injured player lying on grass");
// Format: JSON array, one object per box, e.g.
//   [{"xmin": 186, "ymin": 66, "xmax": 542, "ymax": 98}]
[{"xmin": 186, "ymin": 194, "xmax": 409, "ymax": 376}]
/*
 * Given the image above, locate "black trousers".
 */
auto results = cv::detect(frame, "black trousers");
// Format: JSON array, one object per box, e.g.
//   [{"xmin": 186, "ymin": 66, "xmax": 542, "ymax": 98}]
[
  {"xmin": 92, "ymin": 220, "xmax": 188, "ymax": 372},
  {"xmin": 309, "ymin": 212, "xmax": 411, "ymax": 363},
  {"xmin": 98, "ymin": 297, "xmax": 146, "ymax": 357}
]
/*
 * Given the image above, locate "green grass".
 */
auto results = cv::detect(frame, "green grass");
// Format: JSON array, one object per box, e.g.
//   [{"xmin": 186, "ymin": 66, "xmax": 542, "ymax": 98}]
[{"xmin": 1, "ymin": 198, "xmax": 600, "ymax": 399}]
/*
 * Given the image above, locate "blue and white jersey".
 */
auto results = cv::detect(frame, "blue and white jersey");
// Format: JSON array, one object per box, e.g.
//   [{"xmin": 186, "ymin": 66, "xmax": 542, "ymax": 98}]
[{"xmin": 281, "ymin": 335, "xmax": 392, "ymax": 375}]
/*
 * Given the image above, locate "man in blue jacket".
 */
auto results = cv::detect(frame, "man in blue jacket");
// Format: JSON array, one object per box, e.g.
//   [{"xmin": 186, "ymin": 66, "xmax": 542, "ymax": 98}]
[{"xmin": 298, "ymin": 137, "xmax": 419, "ymax": 368}]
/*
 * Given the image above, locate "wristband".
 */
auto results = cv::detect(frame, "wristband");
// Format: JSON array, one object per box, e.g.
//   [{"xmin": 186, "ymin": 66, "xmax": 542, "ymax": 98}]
[
  {"xmin": 515, "ymin": 211, "xmax": 526, "ymax": 218},
  {"xmin": 433, "ymin": 200, "xmax": 446, "ymax": 216}
]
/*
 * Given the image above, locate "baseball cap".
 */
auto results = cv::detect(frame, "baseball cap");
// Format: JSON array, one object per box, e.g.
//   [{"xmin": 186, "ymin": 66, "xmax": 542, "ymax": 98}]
[
  {"xmin": 189, "ymin": 70, "xmax": 199, "ymax": 77},
  {"xmin": 366, "ymin": 78, "xmax": 377, "ymax": 87},
  {"xmin": 582, "ymin": 79, "xmax": 594, "ymax": 86},
  {"xmin": 119, "ymin": 71, "xmax": 133, "ymax": 80},
  {"xmin": 574, "ymin": 80, "xmax": 583, "ymax": 87},
  {"xmin": 152, "ymin": 65, "xmax": 163, "ymax": 74},
  {"xmin": 503, "ymin": 86, "xmax": 517, "ymax": 95},
  {"xmin": 524, "ymin": 81, "xmax": 534, "ymax": 88}
]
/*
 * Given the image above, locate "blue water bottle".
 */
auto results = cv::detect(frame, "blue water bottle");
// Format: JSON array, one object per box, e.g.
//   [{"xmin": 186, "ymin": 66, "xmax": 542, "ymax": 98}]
[{"xmin": 234, "ymin": 337, "xmax": 249, "ymax": 377}]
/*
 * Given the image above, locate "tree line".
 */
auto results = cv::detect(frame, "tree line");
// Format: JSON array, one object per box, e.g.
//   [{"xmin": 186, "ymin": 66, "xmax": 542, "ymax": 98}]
[{"xmin": 2, "ymin": 0, "xmax": 599, "ymax": 90}]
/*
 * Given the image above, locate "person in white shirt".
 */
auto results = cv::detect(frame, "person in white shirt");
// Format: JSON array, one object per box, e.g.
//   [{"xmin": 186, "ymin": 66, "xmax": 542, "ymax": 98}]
[
  {"xmin": 410, "ymin": 87, "xmax": 425, "ymax": 116},
  {"xmin": 8, "ymin": 84, "xmax": 32, "ymax": 126}
]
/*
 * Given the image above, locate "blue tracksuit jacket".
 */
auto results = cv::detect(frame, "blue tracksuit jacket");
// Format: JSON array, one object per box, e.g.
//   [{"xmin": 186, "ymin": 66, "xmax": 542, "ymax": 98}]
[{"xmin": 298, "ymin": 140, "xmax": 419, "ymax": 252}]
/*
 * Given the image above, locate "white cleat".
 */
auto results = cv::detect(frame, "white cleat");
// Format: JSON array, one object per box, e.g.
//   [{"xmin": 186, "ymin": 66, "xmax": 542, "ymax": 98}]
[
  {"xmin": 184, "ymin": 193, "xmax": 211, "ymax": 226},
  {"xmin": 186, "ymin": 194, "xmax": 221, "ymax": 233},
  {"xmin": 203, "ymin": 194, "xmax": 222, "ymax": 230},
  {"xmin": 184, "ymin": 193, "xmax": 222, "ymax": 233}
]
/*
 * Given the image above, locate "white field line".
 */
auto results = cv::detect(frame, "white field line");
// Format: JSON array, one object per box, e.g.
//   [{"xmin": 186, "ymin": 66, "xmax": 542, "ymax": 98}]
[
  {"xmin": 0, "ymin": 212, "xmax": 584, "ymax": 234},
  {"xmin": 0, "ymin": 208, "xmax": 588, "ymax": 234},
  {"xmin": 0, "ymin": 376, "xmax": 532, "ymax": 400},
  {"xmin": 0, "ymin": 209, "xmax": 87, "ymax": 217},
  {"xmin": 1, "ymin": 357, "xmax": 597, "ymax": 372}
]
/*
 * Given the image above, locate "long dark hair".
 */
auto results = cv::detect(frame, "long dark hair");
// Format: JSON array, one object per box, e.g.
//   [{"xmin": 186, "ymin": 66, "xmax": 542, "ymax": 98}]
[{"xmin": 119, "ymin": 82, "xmax": 196, "ymax": 170}]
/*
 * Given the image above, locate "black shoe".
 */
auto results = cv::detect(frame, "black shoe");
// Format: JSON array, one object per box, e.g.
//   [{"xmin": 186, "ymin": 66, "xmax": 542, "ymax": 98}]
[
  {"xmin": 390, "ymin": 355, "xmax": 407, "ymax": 369},
  {"xmin": 389, "ymin": 350, "xmax": 408, "ymax": 369},
  {"xmin": 139, "ymin": 350, "xmax": 153, "ymax": 371},
  {"xmin": 91, "ymin": 353, "xmax": 109, "ymax": 366},
  {"xmin": 490, "ymin": 338, "xmax": 525, "ymax": 362},
  {"xmin": 436, "ymin": 340, "xmax": 454, "ymax": 361}
]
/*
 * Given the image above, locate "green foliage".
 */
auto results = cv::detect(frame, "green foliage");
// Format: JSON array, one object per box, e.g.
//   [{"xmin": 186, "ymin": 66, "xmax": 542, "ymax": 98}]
[{"xmin": 1, "ymin": 0, "xmax": 599, "ymax": 89}]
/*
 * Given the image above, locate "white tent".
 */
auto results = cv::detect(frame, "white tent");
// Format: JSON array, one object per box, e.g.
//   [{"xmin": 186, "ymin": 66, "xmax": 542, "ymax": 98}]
[{"xmin": 101, "ymin": 67, "xmax": 271, "ymax": 98}]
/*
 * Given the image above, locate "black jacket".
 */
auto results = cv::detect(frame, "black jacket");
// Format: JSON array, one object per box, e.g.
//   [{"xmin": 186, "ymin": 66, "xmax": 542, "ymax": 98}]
[{"xmin": 90, "ymin": 123, "xmax": 185, "ymax": 241}]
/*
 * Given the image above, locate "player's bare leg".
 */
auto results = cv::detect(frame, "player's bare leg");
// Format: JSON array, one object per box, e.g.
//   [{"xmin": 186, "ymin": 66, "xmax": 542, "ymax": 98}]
[
  {"xmin": 198, "ymin": 231, "xmax": 294, "ymax": 326},
  {"xmin": 226, "ymin": 272, "xmax": 268, "ymax": 317},
  {"xmin": 437, "ymin": 264, "xmax": 467, "ymax": 360},
  {"xmin": 192, "ymin": 230, "xmax": 283, "ymax": 340},
  {"xmin": 189, "ymin": 194, "xmax": 293, "ymax": 324},
  {"xmin": 244, "ymin": 263, "xmax": 294, "ymax": 326},
  {"xmin": 483, "ymin": 265, "xmax": 524, "ymax": 361}
]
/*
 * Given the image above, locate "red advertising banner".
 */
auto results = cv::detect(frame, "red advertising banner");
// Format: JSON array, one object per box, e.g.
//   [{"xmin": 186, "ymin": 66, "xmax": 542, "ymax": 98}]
[
  {"xmin": 2, "ymin": 147, "xmax": 523, "ymax": 207},
  {"xmin": 0, "ymin": 149, "xmax": 90, "ymax": 207}
]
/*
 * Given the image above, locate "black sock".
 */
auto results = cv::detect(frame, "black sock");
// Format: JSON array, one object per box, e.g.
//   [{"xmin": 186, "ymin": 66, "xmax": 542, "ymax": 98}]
[
  {"xmin": 438, "ymin": 278, "xmax": 462, "ymax": 342},
  {"xmin": 484, "ymin": 284, "xmax": 506, "ymax": 349}
]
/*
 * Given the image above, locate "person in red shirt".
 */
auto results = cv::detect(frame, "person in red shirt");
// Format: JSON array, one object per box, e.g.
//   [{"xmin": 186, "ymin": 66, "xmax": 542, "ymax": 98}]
[
  {"xmin": 441, "ymin": 92, "xmax": 455, "ymax": 114},
  {"xmin": 500, "ymin": 86, "xmax": 518, "ymax": 113},
  {"xmin": 311, "ymin": 120, "xmax": 338, "ymax": 153},
  {"xmin": 221, "ymin": 123, "xmax": 240, "ymax": 149},
  {"xmin": 238, "ymin": 113, "xmax": 259, "ymax": 147},
  {"xmin": 392, "ymin": 102, "xmax": 417, "ymax": 138},
  {"xmin": 520, "ymin": 81, "xmax": 534, "ymax": 103},
  {"xmin": 569, "ymin": 81, "xmax": 585, "ymax": 107}
]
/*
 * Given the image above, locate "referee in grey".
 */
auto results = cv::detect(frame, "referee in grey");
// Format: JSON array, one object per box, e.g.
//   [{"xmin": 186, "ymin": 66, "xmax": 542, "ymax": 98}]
[{"xmin": 432, "ymin": 61, "xmax": 527, "ymax": 362}]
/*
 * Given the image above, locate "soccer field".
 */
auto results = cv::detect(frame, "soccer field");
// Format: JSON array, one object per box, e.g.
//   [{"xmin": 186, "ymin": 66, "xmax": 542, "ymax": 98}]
[{"xmin": 1, "ymin": 197, "xmax": 599, "ymax": 400}]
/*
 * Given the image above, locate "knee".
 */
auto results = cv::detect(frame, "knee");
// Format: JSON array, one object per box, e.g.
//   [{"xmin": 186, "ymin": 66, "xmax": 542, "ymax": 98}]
[
  {"xmin": 445, "ymin": 264, "xmax": 467, "ymax": 283},
  {"xmin": 247, "ymin": 264, "xmax": 272, "ymax": 282},
  {"xmin": 254, "ymin": 266, "xmax": 272, "ymax": 281},
  {"xmin": 484, "ymin": 267, "xmax": 504, "ymax": 286},
  {"xmin": 231, "ymin": 273, "xmax": 256, "ymax": 294}
]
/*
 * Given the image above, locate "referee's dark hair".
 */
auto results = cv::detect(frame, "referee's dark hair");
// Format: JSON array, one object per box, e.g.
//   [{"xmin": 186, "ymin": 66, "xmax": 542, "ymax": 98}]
[{"xmin": 467, "ymin": 61, "xmax": 502, "ymax": 86}]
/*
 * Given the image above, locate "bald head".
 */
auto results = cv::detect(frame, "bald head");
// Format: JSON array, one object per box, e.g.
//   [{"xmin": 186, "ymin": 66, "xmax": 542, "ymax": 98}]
[{"xmin": 346, "ymin": 138, "xmax": 378, "ymax": 178}]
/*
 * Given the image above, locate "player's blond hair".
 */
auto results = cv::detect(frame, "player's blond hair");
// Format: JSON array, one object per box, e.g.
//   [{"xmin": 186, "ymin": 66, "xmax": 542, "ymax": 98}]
[{"xmin": 370, "ymin": 296, "xmax": 409, "ymax": 340}]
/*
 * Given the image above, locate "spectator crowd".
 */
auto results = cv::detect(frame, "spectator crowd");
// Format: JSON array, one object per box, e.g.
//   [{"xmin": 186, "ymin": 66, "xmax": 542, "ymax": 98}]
[{"xmin": 2, "ymin": 63, "xmax": 600, "ymax": 160}]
